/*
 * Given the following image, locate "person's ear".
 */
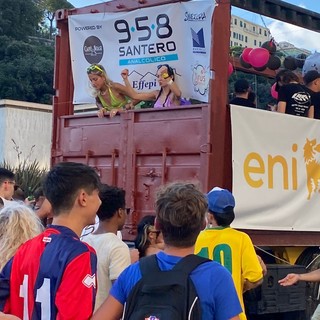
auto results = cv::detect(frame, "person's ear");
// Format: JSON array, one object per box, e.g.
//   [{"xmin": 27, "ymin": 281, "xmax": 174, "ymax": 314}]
[{"xmin": 78, "ymin": 190, "xmax": 88, "ymax": 207}]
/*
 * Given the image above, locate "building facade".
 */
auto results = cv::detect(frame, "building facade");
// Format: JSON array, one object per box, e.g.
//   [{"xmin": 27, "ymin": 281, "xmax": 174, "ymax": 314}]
[{"xmin": 230, "ymin": 15, "xmax": 271, "ymax": 48}]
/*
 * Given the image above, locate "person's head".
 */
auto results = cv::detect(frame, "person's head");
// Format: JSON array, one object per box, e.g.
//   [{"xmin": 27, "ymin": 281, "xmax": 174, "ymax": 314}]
[
  {"xmin": 156, "ymin": 64, "xmax": 175, "ymax": 87},
  {"xmin": 87, "ymin": 64, "xmax": 112, "ymax": 91},
  {"xmin": 234, "ymin": 79, "xmax": 250, "ymax": 96},
  {"xmin": 155, "ymin": 182, "xmax": 207, "ymax": 248},
  {"xmin": 97, "ymin": 184, "xmax": 127, "ymax": 230},
  {"xmin": 0, "ymin": 168, "xmax": 15, "ymax": 200},
  {"xmin": 207, "ymin": 187, "xmax": 235, "ymax": 227},
  {"xmin": 0, "ymin": 203, "xmax": 43, "ymax": 270},
  {"xmin": 275, "ymin": 69, "xmax": 300, "ymax": 90},
  {"xmin": 303, "ymin": 70, "xmax": 320, "ymax": 92},
  {"xmin": 134, "ymin": 215, "xmax": 164, "ymax": 258},
  {"xmin": 12, "ymin": 187, "xmax": 25, "ymax": 202},
  {"xmin": 43, "ymin": 162, "xmax": 101, "ymax": 225}
]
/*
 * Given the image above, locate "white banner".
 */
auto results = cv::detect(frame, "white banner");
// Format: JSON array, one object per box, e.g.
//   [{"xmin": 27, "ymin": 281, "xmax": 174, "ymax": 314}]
[
  {"xmin": 231, "ymin": 106, "xmax": 320, "ymax": 231},
  {"xmin": 68, "ymin": 1, "xmax": 214, "ymax": 104}
]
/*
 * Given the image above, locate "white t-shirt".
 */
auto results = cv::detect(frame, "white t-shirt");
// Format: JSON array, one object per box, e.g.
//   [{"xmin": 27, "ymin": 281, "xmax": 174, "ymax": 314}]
[{"xmin": 82, "ymin": 232, "xmax": 130, "ymax": 311}]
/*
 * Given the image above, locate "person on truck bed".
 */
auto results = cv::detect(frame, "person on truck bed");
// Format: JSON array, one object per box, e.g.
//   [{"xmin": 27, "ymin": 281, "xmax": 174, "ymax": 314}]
[
  {"xmin": 276, "ymin": 69, "xmax": 314, "ymax": 118},
  {"xmin": 87, "ymin": 64, "xmax": 157, "ymax": 118},
  {"xmin": 121, "ymin": 64, "xmax": 183, "ymax": 108}
]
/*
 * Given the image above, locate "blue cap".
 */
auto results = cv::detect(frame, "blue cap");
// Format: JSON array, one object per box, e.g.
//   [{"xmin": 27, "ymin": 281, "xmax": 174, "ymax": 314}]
[{"xmin": 207, "ymin": 187, "xmax": 235, "ymax": 214}]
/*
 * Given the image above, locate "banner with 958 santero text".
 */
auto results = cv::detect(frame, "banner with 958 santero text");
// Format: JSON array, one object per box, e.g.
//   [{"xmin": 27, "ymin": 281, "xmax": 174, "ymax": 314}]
[{"xmin": 68, "ymin": 1, "xmax": 214, "ymax": 104}]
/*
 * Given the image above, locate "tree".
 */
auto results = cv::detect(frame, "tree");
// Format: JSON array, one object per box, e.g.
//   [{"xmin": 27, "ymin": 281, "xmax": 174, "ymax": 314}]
[
  {"xmin": 0, "ymin": 0, "xmax": 42, "ymax": 40},
  {"xmin": 35, "ymin": 0, "xmax": 74, "ymax": 39}
]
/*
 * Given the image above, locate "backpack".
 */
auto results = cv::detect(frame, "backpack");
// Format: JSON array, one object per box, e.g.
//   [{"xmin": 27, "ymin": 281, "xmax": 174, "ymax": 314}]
[{"xmin": 122, "ymin": 254, "xmax": 210, "ymax": 320}]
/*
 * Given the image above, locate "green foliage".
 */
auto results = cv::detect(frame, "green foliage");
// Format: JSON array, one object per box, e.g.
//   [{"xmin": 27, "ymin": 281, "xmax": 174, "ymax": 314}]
[
  {"xmin": 0, "ymin": 0, "xmax": 42, "ymax": 41},
  {"xmin": 0, "ymin": 141, "xmax": 48, "ymax": 196}
]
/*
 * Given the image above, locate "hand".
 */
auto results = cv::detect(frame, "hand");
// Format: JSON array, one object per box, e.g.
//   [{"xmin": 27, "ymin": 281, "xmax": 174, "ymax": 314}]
[
  {"xmin": 0, "ymin": 312, "xmax": 21, "ymax": 320},
  {"xmin": 109, "ymin": 108, "xmax": 119, "ymax": 118},
  {"xmin": 121, "ymin": 69, "xmax": 129, "ymax": 80},
  {"xmin": 278, "ymin": 273, "xmax": 300, "ymax": 286},
  {"xmin": 97, "ymin": 109, "xmax": 106, "ymax": 118}
]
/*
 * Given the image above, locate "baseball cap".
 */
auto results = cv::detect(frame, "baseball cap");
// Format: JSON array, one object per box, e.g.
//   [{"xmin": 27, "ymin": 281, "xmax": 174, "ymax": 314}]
[
  {"xmin": 234, "ymin": 79, "xmax": 250, "ymax": 93},
  {"xmin": 303, "ymin": 70, "xmax": 320, "ymax": 85},
  {"xmin": 207, "ymin": 187, "xmax": 235, "ymax": 214}
]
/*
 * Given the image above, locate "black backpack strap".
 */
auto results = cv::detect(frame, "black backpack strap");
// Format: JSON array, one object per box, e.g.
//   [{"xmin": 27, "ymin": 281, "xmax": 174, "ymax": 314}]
[
  {"xmin": 173, "ymin": 254, "xmax": 210, "ymax": 275},
  {"xmin": 139, "ymin": 254, "xmax": 160, "ymax": 276}
]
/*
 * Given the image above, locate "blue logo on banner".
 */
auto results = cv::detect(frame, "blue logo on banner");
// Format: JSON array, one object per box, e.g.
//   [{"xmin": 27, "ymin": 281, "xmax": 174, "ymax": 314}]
[
  {"xmin": 119, "ymin": 54, "xmax": 179, "ymax": 66},
  {"xmin": 191, "ymin": 28, "xmax": 206, "ymax": 54}
]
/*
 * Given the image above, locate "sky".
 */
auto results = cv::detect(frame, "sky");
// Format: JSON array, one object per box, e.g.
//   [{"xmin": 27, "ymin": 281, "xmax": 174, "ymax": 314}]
[{"xmin": 68, "ymin": 0, "xmax": 320, "ymax": 52}]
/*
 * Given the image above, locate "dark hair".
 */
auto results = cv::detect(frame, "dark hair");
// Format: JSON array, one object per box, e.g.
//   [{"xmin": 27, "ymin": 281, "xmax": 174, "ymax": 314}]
[
  {"xmin": 276, "ymin": 69, "xmax": 299, "ymax": 86},
  {"xmin": 96, "ymin": 184, "xmax": 125, "ymax": 221},
  {"xmin": 134, "ymin": 215, "xmax": 156, "ymax": 258},
  {"xmin": 155, "ymin": 182, "xmax": 207, "ymax": 248},
  {"xmin": 234, "ymin": 79, "xmax": 250, "ymax": 94},
  {"xmin": 210, "ymin": 210, "xmax": 235, "ymax": 227},
  {"xmin": 33, "ymin": 187, "xmax": 44, "ymax": 201},
  {"xmin": 0, "ymin": 168, "xmax": 15, "ymax": 182},
  {"xmin": 157, "ymin": 64, "xmax": 174, "ymax": 79},
  {"xmin": 43, "ymin": 162, "xmax": 101, "ymax": 215}
]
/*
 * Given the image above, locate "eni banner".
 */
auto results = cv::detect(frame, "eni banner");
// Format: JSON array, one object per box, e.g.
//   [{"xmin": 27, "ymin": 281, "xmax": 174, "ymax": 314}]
[
  {"xmin": 231, "ymin": 106, "xmax": 320, "ymax": 232},
  {"xmin": 68, "ymin": 1, "xmax": 214, "ymax": 104}
]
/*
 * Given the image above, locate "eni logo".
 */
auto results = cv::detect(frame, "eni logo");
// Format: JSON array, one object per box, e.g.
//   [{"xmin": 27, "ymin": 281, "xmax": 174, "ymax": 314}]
[
  {"xmin": 304, "ymin": 138, "xmax": 320, "ymax": 200},
  {"xmin": 243, "ymin": 138, "xmax": 320, "ymax": 200}
]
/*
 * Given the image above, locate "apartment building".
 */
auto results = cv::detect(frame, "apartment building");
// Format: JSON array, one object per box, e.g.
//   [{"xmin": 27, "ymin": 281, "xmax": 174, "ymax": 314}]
[{"xmin": 230, "ymin": 15, "xmax": 271, "ymax": 48}]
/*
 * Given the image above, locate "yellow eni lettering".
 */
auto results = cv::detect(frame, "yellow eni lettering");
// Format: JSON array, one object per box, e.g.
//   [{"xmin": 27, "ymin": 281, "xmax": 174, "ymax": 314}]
[
  {"xmin": 244, "ymin": 152, "xmax": 265, "ymax": 188},
  {"xmin": 243, "ymin": 144, "xmax": 298, "ymax": 190}
]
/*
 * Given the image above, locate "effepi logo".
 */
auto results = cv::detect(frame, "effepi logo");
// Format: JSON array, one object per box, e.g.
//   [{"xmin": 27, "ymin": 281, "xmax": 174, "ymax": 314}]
[
  {"xmin": 191, "ymin": 28, "xmax": 206, "ymax": 54},
  {"xmin": 243, "ymin": 138, "xmax": 320, "ymax": 200},
  {"xmin": 192, "ymin": 64, "xmax": 209, "ymax": 96},
  {"xmin": 83, "ymin": 36, "xmax": 103, "ymax": 64},
  {"xmin": 184, "ymin": 11, "xmax": 206, "ymax": 21}
]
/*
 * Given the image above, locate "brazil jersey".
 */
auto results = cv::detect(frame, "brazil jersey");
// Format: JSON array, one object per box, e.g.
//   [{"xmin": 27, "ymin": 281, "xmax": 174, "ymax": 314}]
[{"xmin": 195, "ymin": 226, "xmax": 263, "ymax": 320}]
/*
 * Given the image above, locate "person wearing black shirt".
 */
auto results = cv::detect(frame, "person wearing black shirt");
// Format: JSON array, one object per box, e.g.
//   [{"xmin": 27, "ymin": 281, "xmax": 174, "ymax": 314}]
[
  {"xmin": 230, "ymin": 79, "xmax": 256, "ymax": 108},
  {"xmin": 277, "ymin": 69, "xmax": 314, "ymax": 118},
  {"xmin": 303, "ymin": 70, "xmax": 320, "ymax": 120}
]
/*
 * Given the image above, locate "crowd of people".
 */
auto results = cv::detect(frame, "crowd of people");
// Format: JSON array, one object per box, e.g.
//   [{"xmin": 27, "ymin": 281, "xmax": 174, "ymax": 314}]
[
  {"xmin": 230, "ymin": 68, "xmax": 320, "ymax": 119},
  {"xmin": 0, "ymin": 161, "xmax": 318, "ymax": 318}
]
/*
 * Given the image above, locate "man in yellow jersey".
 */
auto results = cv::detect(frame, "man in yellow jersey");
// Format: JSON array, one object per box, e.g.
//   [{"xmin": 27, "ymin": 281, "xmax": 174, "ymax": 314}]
[{"xmin": 195, "ymin": 187, "xmax": 265, "ymax": 320}]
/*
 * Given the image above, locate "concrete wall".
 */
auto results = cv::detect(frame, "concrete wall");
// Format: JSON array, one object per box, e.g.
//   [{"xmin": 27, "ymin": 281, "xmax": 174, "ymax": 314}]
[{"xmin": 0, "ymin": 100, "xmax": 52, "ymax": 168}]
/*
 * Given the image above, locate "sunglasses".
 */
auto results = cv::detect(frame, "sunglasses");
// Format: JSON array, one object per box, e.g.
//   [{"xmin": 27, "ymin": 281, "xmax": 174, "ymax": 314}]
[{"xmin": 87, "ymin": 65, "xmax": 104, "ymax": 73}]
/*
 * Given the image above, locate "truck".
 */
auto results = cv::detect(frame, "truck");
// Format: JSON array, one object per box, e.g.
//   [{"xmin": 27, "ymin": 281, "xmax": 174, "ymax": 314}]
[{"xmin": 53, "ymin": 0, "xmax": 320, "ymax": 318}]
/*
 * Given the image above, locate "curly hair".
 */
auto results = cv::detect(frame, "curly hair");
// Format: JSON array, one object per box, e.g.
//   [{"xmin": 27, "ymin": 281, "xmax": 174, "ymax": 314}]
[{"xmin": 0, "ymin": 203, "xmax": 43, "ymax": 271}]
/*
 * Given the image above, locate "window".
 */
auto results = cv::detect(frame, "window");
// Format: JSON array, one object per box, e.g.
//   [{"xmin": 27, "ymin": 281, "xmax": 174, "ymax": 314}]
[
  {"xmin": 253, "ymin": 26, "xmax": 256, "ymax": 32},
  {"xmin": 245, "ymin": 36, "xmax": 248, "ymax": 43},
  {"xmin": 244, "ymin": 22, "xmax": 246, "ymax": 28},
  {"xmin": 264, "ymin": 30, "xmax": 267, "ymax": 36},
  {"xmin": 230, "ymin": 41, "xmax": 233, "ymax": 46},
  {"xmin": 259, "ymin": 28, "xmax": 262, "ymax": 34},
  {"xmin": 259, "ymin": 41, "xmax": 262, "ymax": 46},
  {"xmin": 254, "ymin": 40, "xmax": 257, "ymax": 46},
  {"xmin": 234, "ymin": 18, "xmax": 237, "ymax": 25},
  {"xmin": 240, "ymin": 21, "xmax": 243, "ymax": 27}
]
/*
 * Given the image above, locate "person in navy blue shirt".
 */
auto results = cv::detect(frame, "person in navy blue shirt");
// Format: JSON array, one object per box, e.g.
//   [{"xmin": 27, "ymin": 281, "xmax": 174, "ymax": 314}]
[
  {"xmin": 93, "ymin": 182, "xmax": 242, "ymax": 320},
  {"xmin": 0, "ymin": 162, "xmax": 101, "ymax": 320}
]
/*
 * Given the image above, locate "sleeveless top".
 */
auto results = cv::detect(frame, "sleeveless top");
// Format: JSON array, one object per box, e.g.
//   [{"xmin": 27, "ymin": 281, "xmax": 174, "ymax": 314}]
[
  {"xmin": 97, "ymin": 87, "xmax": 129, "ymax": 111},
  {"xmin": 154, "ymin": 91, "xmax": 179, "ymax": 108}
]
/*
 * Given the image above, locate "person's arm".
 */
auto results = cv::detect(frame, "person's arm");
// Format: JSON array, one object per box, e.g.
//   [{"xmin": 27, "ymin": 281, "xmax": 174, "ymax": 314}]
[
  {"xmin": 243, "ymin": 278, "xmax": 263, "ymax": 292},
  {"xmin": 308, "ymin": 105, "xmax": 314, "ymax": 118},
  {"xmin": 279, "ymin": 269, "xmax": 320, "ymax": 286},
  {"xmin": 277, "ymin": 101, "xmax": 286, "ymax": 113},
  {"xmin": 114, "ymin": 82, "xmax": 157, "ymax": 101},
  {"xmin": 92, "ymin": 295, "xmax": 124, "ymax": 320}
]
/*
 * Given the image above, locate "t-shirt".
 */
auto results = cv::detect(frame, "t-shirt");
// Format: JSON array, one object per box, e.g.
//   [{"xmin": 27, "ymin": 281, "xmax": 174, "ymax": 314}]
[
  {"xmin": 110, "ymin": 251, "xmax": 242, "ymax": 320},
  {"xmin": 230, "ymin": 97, "xmax": 256, "ymax": 108},
  {"xmin": 278, "ymin": 83, "xmax": 313, "ymax": 117},
  {"xmin": 83, "ymin": 233, "xmax": 131, "ymax": 311},
  {"xmin": 195, "ymin": 227, "xmax": 263, "ymax": 320},
  {"xmin": 308, "ymin": 90, "xmax": 320, "ymax": 120},
  {"xmin": 0, "ymin": 225, "xmax": 97, "ymax": 320}
]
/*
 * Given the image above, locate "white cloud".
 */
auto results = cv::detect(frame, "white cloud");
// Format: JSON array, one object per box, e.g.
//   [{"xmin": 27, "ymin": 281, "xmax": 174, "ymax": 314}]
[{"xmin": 268, "ymin": 20, "xmax": 320, "ymax": 52}]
